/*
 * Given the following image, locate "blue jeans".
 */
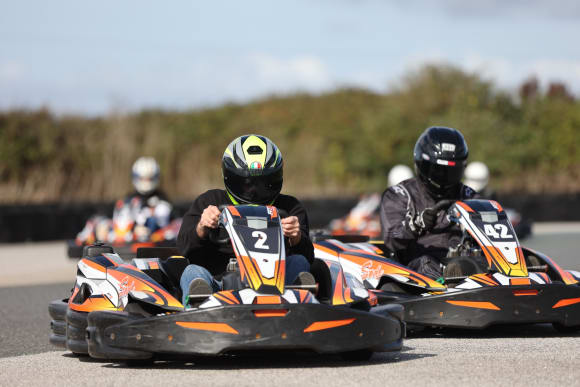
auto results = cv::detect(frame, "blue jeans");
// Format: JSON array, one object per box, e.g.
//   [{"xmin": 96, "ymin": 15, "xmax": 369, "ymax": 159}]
[{"xmin": 180, "ymin": 254, "xmax": 310, "ymax": 305}]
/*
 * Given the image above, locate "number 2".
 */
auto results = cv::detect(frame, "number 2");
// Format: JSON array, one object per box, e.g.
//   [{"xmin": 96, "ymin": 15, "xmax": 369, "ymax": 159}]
[{"xmin": 252, "ymin": 231, "xmax": 270, "ymax": 249}]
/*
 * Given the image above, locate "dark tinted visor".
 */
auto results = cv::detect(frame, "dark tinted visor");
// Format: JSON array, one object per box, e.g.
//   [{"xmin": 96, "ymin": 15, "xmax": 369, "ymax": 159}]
[
  {"xmin": 420, "ymin": 160, "xmax": 465, "ymax": 189},
  {"xmin": 225, "ymin": 172, "xmax": 283, "ymax": 204}
]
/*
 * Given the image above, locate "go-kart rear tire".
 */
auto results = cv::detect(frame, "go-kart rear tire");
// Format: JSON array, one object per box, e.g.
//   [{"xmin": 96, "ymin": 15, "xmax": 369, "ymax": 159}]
[
  {"xmin": 340, "ymin": 349, "xmax": 373, "ymax": 361},
  {"xmin": 380, "ymin": 282, "xmax": 406, "ymax": 294},
  {"xmin": 552, "ymin": 323, "xmax": 580, "ymax": 334}
]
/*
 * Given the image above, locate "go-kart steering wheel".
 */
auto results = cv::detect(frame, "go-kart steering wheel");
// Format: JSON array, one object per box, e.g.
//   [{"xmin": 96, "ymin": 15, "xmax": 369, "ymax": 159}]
[{"xmin": 207, "ymin": 205, "xmax": 289, "ymax": 245}]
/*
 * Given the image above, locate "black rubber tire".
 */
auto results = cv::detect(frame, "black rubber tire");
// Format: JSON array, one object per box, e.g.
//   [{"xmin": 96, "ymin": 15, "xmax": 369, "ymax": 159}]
[
  {"xmin": 66, "ymin": 308, "xmax": 89, "ymax": 355},
  {"xmin": 526, "ymin": 255, "xmax": 542, "ymax": 267},
  {"xmin": 553, "ymin": 323, "xmax": 580, "ymax": 334},
  {"xmin": 380, "ymin": 282, "xmax": 406, "ymax": 294},
  {"xmin": 443, "ymin": 258, "xmax": 480, "ymax": 278},
  {"xmin": 340, "ymin": 349, "xmax": 374, "ymax": 361},
  {"xmin": 48, "ymin": 299, "xmax": 69, "ymax": 348}
]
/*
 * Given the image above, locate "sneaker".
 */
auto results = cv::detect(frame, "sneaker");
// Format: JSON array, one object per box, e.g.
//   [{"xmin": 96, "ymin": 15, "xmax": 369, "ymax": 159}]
[
  {"xmin": 186, "ymin": 278, "xmax": 213, "ymax": 307},
  {"xmin": 294, "ymin": 271, "xmax": 316, "ymax": 286}
]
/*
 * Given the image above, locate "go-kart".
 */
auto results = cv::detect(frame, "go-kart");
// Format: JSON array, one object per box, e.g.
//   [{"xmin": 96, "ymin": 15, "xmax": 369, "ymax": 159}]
[
  {"xmin": 325, "ymin": 193, "xmax": 532, "ymax": 240},
  {"xmin": 313, "ymin": 199, "xmax": 580, "ymax": 332},
  {"xmin": 50, "ymin": 205, "xmax": 404, "ymax": 362},
  {"xmin": 67, "ymin": 198, "xmax": 182, "ymax": 259}
]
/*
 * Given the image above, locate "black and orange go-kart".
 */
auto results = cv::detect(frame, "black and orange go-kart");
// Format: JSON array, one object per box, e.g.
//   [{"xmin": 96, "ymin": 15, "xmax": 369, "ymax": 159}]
[
  {"xmin": 67, "ymin": 216, "xmax": 182, "ymax": 260},
  {"xmin": 50, "ymin": 205, "xmax": 404, "ymax": 363},
  {"xmin": 312, "ymin": 199, "xmax": 580, "ymax": 332}
]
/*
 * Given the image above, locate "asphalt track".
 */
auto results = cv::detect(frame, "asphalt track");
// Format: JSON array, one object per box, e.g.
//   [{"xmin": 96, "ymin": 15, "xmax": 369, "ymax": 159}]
[{"xmin": 1, "ymin": 226, "xmax": 579, "ymax": 386}]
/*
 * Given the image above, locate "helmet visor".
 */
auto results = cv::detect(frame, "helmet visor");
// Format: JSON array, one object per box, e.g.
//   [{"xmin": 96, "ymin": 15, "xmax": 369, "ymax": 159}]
[
  {"xmin": 225, "ymin": 172, "xmax": 283, "ymax": 204},
  {"xmin": 419, "ymin": 160, "xmax": 465, "ymax": 190}
]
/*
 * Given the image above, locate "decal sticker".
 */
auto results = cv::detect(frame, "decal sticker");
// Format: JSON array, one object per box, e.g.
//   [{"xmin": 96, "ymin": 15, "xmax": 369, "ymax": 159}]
[
  {"xmin": 250, "ymin": 161, "xmax": 263, "ymax": 170},
  {"xmin": 442, "ymin": 143, "xmax": 456, "ymax": 152},
  {"xmin": 119, "ymin": 276, "xmax": 135, "ymax": 298},
  {"xmin": 360, "ymin": 260, "xmax": 385, "ymax": 281},
  {"xmin": 436, "ymin": 159, "xmax": 456, "ymax": 166}
]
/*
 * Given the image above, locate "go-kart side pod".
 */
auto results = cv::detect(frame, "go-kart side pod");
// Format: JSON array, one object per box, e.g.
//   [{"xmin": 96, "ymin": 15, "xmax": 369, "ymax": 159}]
[
  {"xmin": 396, "ymin": 283, "xmax": 580, "ymax": 329},
  {"xmin": 86, "ymin": 303, "xmax": 404, "ymax": 359}
]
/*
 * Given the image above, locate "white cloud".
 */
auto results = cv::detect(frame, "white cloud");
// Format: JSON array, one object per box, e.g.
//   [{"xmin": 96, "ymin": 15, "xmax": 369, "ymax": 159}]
[
  {"xmin": 248, "ymin": 53, "xmax": 332, "ymax": 91},
  {"xmin": 397, "ymin": 53, "xmax": 580, "ymax": 96},
  {"xmin": 461, "ymin": 55, "xmax": 580, "ymax": 94}
]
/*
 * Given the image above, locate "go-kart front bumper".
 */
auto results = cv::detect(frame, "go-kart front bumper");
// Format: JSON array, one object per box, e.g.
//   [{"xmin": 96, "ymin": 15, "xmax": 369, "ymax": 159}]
[
  {"xmin": 86, "ymin": 302, "xmax": 404, "ymax": 360},
  {"xmin": 393, "ymin": 283, "xmax": 580, "ymax": 329}
]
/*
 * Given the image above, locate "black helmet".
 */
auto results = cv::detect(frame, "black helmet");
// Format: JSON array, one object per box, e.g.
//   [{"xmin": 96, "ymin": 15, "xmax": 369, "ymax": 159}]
[
  {"xmin": 222, "ymin": 134, "xmax": 283, "ymax": 205},
  {"xmin": 413, "ymin": 126, "xmax": 468, "ymax": 198}
]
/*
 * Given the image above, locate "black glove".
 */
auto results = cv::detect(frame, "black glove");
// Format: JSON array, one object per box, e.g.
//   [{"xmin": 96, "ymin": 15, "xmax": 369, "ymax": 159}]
[
  {"xmin": 407, "ymin": 200, "xmax": 453, "ymax": 235},
  {"xmin": 413, "ymin": 207, "xmax": 438, "ymax": 233}
]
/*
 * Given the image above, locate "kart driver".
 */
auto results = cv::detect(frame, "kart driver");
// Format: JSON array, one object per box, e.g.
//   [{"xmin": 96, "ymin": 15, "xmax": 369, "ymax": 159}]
[
  {"xmin": 380, "ymin": 127, "xmax": 478, "ymax": 280},
  {"xmin": 119, "ymin": 157, "xmax": 172, "ymax": 240},
  {"xmin": 177, "ymin": 135, "xmax": 315, "ymax": 306},
  {"xmin": 76, "ymin": 157, "xmax": 172, "ymax": 244}
]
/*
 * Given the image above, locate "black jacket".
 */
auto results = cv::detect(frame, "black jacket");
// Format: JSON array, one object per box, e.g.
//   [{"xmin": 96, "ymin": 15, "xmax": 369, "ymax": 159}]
[
  {"xmin": 380, "ymin": 177, "xmax": 478, "ymax": 265},
  {"xmin": 177, "ymin": 189, "xmax": 315, "ymax": 275}
]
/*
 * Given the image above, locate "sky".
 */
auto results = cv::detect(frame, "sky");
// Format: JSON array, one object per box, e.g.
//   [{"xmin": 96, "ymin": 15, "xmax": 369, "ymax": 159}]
[{"xmin": 1, "ymin": 0, "xmax": 579, "ymax": 115}]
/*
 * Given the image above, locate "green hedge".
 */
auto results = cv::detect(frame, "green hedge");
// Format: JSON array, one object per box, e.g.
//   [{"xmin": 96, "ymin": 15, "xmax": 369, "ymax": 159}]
[{"xmin": 1, "ymin": 64, "xmax": 579, "ymax": 203}]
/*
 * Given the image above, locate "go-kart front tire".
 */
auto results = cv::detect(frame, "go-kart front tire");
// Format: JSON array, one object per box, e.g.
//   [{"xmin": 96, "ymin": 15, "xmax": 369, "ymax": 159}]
[
  {"xmin": 66, "ymin": 308, "xmax": 89, "ymax": 355},
  {"xmin": 48, "ymin": 299, "xmax": 68, "ymax": 349}
]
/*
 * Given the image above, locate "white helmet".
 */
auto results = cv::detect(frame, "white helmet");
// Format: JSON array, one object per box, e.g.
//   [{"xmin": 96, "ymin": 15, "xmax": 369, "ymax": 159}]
[
  {"xmin": 464, "ymin": 161, "xmax": 489, "ymax": 192},
  {"xmin": 132, "ymin": 157, "xmax": 160, "ymax": 195},
  {"xmin": 388, "ymin": 164, "xmax": 414, "ymax": 187}
]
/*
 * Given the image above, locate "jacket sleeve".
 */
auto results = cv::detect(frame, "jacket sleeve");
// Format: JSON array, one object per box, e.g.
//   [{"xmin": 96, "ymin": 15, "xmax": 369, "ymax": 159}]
[
  {"xmin": 380, "ymin": 186, "xmax": 419, "ymax": 261},
  {"xmin": 287, "ymin": 199, "xmax": 315, "ymax": 264},
  {"xmin": 177, "ymin": 193, "xmax": 211, "ymax": 259}
]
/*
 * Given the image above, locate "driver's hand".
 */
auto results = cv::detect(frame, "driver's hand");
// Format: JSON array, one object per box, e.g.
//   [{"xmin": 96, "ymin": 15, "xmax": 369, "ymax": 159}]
[
  {"xmin": 281, "ymin": 216, "xmax": 301, "ymax": 246},
  {"xmin": 414, "ymin": 207, "xmax": 438, "ymax": 234},
  {"xmin": 196, "ymin": 205, "xmax": 221, "ymax": 239}
]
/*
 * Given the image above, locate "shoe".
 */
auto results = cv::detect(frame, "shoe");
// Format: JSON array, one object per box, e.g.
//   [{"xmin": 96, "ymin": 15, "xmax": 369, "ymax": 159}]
[
  {"xmin": 186, "ymin": 278, "xmax": 213, "ymax": 307},
  {"xmin": 294, "ymin": 271, "xmax": 316, "ymax": 286}
]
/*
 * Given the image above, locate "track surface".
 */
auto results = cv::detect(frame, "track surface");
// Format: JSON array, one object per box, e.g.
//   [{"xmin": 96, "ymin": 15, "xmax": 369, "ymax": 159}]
[{"xmin": 1, "ymin": 228, "xmax": 579, "ymax": 386}]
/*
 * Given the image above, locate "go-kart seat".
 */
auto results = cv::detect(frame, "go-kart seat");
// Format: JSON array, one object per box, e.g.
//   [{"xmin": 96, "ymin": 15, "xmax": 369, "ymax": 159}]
[
  {"xmin": 136, "ymin": 247, "xmax": 189, "ymax": 300},
  {"xmin": 157, "ymin": 257, "xmax": 190, "ymax": 300},
  {"xmin": 310, "ymin": 259, "xmax": 332, "ymax": 303}
]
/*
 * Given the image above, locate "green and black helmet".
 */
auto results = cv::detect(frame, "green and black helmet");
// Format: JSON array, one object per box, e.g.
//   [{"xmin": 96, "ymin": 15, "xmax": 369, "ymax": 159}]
[{"xmin": 222, "ymin": 135, "xmax": 283, "ymax": 205}]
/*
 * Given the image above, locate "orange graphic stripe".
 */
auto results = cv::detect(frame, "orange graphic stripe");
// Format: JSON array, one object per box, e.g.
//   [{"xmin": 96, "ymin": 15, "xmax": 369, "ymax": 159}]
[
  {"xmin": 471, "ymin": 274, "xmax": 497, "ymax": 287},
  {"xmin": 228, "ymin": 206, "xmax": 241, "ymax": 217},
  {"xmin": 446, "ymin": 300, "xmax": 501, "ymax": 310},
  {"xmin": 82, "ymin": 259, "xmax": 106, "ymax": 273},
  {"xmin": 218, "ymin": 290, "xmax": 239, "ymax": 304},
  {"xmin": 510, "ymin": 277, "xmax": 531, "ymax": 286},
  {"xmin": 304, "ymin": 318, "xmax": 356, "ymax": 333},
  {"xmin": 254, "ymin": 295, "xmax": 282, "ymax": 304},
  {"xmin": 176, "ymin": 321, "xmax": 238, "ymax": 334},
  {"xmin": 253, "ymin": 309, "xmax": 288, "ymax": 317},
  {"xmin": 490, "ymin": 200, "xmax": 503, "ymax": 212},
  {"xmin": 552, "ymin": 297, "xmax": 580, "ymax": 309},
  {"xmin": 268, "ymin": 206, "xmax": 278, "ymax": 219},
  {"xmin": 513, "ymin": 290, "xmax": 538, "ymax": 296},
  {"xmin": 215, "ymin": 293, "xmax": 236, "ymax": 305}
]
